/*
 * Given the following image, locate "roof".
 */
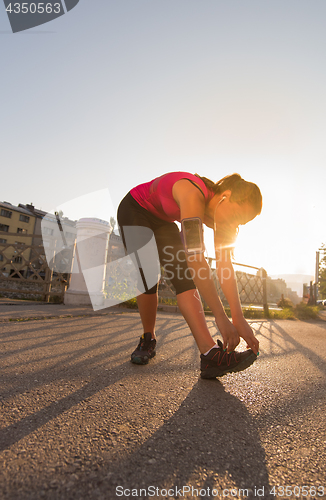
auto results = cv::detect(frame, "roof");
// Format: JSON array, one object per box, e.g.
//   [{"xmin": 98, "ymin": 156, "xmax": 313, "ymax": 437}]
[
  {"xmin": 0, "ymin": 202, "xmax": 35, "ymax": 217},
  {"xmin": 18, "ymin": 203, "xmax": 47, "ymax": 218}
]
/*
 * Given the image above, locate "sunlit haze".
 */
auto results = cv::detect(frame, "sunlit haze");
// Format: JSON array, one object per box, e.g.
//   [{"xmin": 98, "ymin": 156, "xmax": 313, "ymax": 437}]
[{"xmin": 1, "ymin": 0, "xmax": 325, "ymax": 280}]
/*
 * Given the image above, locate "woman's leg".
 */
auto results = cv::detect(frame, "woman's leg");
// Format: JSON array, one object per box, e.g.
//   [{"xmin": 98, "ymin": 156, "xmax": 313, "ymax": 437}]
[
  {"xmin": 136, "ymin": 287, "xmax": 216, "ymax": 351},
  {"xmin": 117, "ymin": 194, "xmax": 160, "ymax": 341},
  {"xmin": 177, "ymin": 289, "xmax": 216, "ymax": 354},
  {"xmin": 136, "ymin": 292, "xmax": 158, "ymax": 339},
  {"xmin": 155, "ymin": 223, "xmax": 216, "ymax": 354}
]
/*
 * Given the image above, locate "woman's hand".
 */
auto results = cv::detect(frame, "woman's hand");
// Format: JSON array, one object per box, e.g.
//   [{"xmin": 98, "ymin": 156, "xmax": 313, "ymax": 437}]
[
  {"xmin": 216, "ymin": 316, "xmax": 240, "ymax": 353},
  {"xmin": 233, "ymin": 316, "xmax": 259, "ymax": 355}
]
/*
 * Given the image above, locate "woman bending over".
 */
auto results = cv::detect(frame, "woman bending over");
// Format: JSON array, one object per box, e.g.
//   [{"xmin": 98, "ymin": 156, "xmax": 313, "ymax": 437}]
[{"xmin": 117, "ymin": 171, "xmax": 262, "ymax": 379}]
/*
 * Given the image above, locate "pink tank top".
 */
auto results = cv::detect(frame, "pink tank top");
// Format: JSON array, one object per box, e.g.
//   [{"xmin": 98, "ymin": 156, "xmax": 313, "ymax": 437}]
[{"xmin": 130, "ymin": 172, "xmax": 213, "ymax": 222}]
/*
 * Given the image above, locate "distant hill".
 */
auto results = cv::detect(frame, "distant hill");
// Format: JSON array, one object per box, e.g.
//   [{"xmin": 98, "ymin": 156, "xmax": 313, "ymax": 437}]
[{"xmin": 270, "ymin": 274, "xmax": 315, "ymax": 297}]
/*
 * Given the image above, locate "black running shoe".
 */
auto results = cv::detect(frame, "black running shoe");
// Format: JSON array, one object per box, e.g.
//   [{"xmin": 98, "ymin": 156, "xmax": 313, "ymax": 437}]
[
  {"xmin": 131, "ymin": 332, "xmax": 156, "ymax": 365},
  {"xmin": 200, "ymin": 340, "xmax": 257, "ymax": 379}
]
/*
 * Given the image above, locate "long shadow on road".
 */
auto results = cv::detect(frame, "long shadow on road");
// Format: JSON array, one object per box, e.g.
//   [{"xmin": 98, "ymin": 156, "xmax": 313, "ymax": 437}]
[
  {"xmin": 5, "ymin": 315, "xmax": 325, "ymax": 498},
  {"xmin": 71, "ymin": 380, "xmax": 273, "ymax": 500}
]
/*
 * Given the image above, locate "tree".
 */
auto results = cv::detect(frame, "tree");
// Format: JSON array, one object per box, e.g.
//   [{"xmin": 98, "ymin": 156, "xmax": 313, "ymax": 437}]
[{"xmin": 319, "ymin": 244, "xmax": 326, "ymax": 299}]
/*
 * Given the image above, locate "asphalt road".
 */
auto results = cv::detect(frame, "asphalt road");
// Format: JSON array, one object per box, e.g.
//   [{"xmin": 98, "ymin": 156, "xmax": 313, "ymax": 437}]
[{"xmin": 0, "ymin": 307, "xmax": 326, "ymax": 500}]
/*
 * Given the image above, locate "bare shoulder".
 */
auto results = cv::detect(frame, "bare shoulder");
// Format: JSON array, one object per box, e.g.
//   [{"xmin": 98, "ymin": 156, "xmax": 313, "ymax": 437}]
[
  {"xmin": 172, "ymin": 179, "xmax": 205, "ymax": 207},
  {"xmin": 172, "ymin": 179, "xmax": 205, "ymax": 219}
]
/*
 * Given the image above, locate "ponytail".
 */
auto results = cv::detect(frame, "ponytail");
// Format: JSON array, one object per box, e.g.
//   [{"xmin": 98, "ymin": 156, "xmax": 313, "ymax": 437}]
[{"xmin": 195, "ymin": 173, "xmax": 262, "ymax": 216}]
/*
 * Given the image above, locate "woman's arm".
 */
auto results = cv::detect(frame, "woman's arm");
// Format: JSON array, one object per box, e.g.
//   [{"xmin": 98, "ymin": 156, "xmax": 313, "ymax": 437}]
[
  {"xmin": 216, "ymin": 250, "xmax": 259, "ymax": 354},
  {"xmin": 184, "ymin": 256, "xmax": 241, "ymax": 352},
  {"xmin": 172, "ymin": 179, "xmax": 241, "ymax": 352}
]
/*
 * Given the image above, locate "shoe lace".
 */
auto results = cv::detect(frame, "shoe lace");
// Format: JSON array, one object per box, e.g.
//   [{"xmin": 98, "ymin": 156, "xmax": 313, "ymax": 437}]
[
  {"xmin": 138, "ymin": 337, "xmax": 153, "ymax": 351},
  {"xmin": 210, "ymin": 349, "xmax": 238, "ymax": 367},
  {"xmin": 137, "ymin": 339, "xmax": 146, "ymax": 350}
]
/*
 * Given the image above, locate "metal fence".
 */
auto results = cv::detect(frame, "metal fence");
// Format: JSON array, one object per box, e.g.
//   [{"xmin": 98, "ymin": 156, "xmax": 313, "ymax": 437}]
[
  {"xmin": 158, "ymin": 257, "xmax": 268, "ymax": 314},
  {"xmin": 208, "ymin": 258, "xmax": 268, "ymax": 314},
  {"xmin": 0, "ymin": 233, "xmax": 68, "ymax": 302},
  {"xmin": 1, "ymin": 231, "xmax": 268, "ymax": 312}
]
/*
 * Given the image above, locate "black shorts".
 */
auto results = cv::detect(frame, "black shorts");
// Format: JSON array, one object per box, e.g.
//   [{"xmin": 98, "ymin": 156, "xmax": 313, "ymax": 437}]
[{"xmin": 117, "ymin": 192, "xmax": 196, "ymax": 295}]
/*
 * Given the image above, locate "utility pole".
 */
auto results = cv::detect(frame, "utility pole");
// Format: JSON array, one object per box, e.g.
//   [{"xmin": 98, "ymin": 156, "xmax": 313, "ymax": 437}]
[{"xmin": 315, "ymin": 251, "xmax": 320, "ymax": 302}]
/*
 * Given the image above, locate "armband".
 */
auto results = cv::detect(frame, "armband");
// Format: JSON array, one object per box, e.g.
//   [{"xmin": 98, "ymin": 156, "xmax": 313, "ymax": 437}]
[{"xmin": 181, "ymin": 217, "xmax": 205, "ymax": 254}]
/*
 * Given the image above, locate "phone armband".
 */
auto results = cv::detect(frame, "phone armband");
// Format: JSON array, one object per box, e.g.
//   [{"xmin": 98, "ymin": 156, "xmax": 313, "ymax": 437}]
[{"xmin": 181, "ymin": 217, "xmax": 205, "ymax": 254}]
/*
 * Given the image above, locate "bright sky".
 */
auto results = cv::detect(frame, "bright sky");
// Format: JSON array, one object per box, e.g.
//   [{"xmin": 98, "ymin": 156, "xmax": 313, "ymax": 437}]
[{"xmin": 1, "ymin": 0, "xmax": 325, "ymax": 277}]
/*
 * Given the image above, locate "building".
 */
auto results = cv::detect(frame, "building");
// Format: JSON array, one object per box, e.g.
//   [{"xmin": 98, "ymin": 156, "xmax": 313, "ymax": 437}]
[
  {"xmin": 18, "ymin": 203, "xmax": 47, "ymax": 245},
  {"xmin": 266, "ymin": 276, "xmax": 300, "ymax": 305},
  {"xmin": 18, "ymin": 203, "xmax": 77, "ymax": 275},
  {"xmin": 0, "ymin": 202, "xmax": 36, "ymax": 277},
  {"xmin": 0, "ymin": 201, "xmax": 77, "ymax": 279}
]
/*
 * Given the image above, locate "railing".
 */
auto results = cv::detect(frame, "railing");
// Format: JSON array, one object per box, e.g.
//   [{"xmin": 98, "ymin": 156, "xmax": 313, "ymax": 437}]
[
  {"xmin": 208, "ymin": 258, "xmax": 268, "ymax": 315},
  {"xmin": 158, "ymin": 257, "xmax": 269, "ymax": 315},
  {"xmin": 1, "ymin": 230, "xmax": 268, "ymax": 312},
  {"xmin": 0, "ymin": 233, "xmax": 69, "ymax": 302}
]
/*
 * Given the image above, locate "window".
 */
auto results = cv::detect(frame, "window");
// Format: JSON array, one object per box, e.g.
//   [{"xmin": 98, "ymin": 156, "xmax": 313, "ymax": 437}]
[
  {"xmin": 0, "ymin": 255, "xmax": 3, "ymax": 262},
  {"xmin": 13, "ymin": 256, "xmax": 22, "ymax": 263},
  {"xmin": 43, "ymin": 227, "xmax": 54, "ymax": 236},
  {"xmin": 0, "ymin": 224, "xmax": 9, "ymax": 232},
  {"xmin": 0, "ymin": 238, "xmax": 7, "ymax": 244},
  {"xmin": 17, "ymin": 228, "xmax": 27, "ymax": 234},
  {"xmin": 19, "ymin": 214, "xmax": 30, "ymax": 223},
  {"xmin": 0, "ymin": 209, "xmax": 12, "ymax": 218}
]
